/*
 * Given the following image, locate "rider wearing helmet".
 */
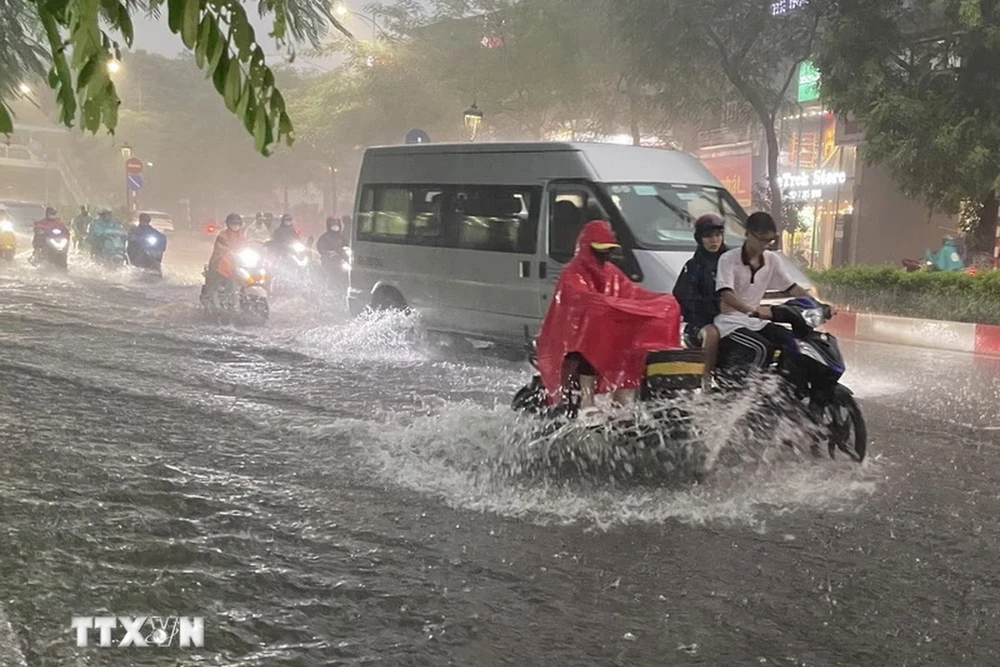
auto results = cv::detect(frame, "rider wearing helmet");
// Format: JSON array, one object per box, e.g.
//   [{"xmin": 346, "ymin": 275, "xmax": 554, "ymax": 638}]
[
  {"xmin": 205, "ymin": 213, "xmax": 245, "ymax": 295},
  {"xmin": 87, "ymin": 209, "xmax": 126, "ymax": 259},
  {"xmin": 33, "ymin": 207, "xmax": 69, "ymax": 255},
  {"xmin": 270, "ymin": 213, "xmax": 300, "ymax": 248},
  {"xmin": 673, "ymin": 213, "xmax": 729, "ymax": 387},
  {"xmin": 127, "ymin": 212, "xmax": 167, "ymax": 269}
]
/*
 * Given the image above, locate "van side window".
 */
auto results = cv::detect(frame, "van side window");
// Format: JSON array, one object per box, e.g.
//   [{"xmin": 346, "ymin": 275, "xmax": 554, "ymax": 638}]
[
  {"xmin": 411, "ymin": 189, "xmax": 446, "ymax": 243},
  {"xmin": 452, "ymin": 187, "xmax": 538, "ymax": 254},
  {"xmin": 358, "ymin": 186, "xmax": 411, "ymax": 241}
]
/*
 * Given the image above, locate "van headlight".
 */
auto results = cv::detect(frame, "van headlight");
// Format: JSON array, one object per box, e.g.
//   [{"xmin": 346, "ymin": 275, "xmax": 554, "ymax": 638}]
[
  {"xmin": 802, "ymin": 307, "xmax": 826, "ymax": 328},
  {"xmin": 237, "ymin": 248, "xmax": 261, "ymax": 267},
  {"xmin": 0, "ymin": 220, "xmax": 13, "ymax": 232}
]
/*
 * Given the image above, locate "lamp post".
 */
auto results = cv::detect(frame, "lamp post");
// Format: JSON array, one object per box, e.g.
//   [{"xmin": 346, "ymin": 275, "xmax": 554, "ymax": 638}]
[
  {"xmin": 121, "ymin": 142, "xmax": 133, "ymax": 214},
  {"xmin": 463, "ymin": 102, "xmax": 483, "ymax": 142}
]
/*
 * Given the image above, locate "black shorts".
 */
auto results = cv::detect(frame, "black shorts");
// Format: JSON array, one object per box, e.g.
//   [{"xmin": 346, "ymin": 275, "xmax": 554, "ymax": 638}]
[{"xmin": 567, "ymin": 353, "xmax": 596, "ymax": 376}]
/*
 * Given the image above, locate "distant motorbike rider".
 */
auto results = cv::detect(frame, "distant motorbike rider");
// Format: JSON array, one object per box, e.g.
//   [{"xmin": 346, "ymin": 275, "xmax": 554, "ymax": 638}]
[
  {"xmin": 316, "ymin": 217, "xmax": 346, "ymax": 268},
  {"xmin": 71, "ymin": 206, "xmax": 91, "ymax": 250},
  {"xmin": 673, "ymin": 214, "xmax": 729, "ymax": 387},
  {"xmin": 127, "ymin": 212, "xmax": 167, "ymax": 269},
  {"xmin": 270, "ymin": 213, "xmax": 300, "ymax": 249},
  {"xmin": 246, "ymin": 212, "xmax": 271, "ymax": 243},
  {"xmin": 87, "ymin": 209, "xmax": 126, "ymax": 259},
  {"xmin": 32, "ymin": 207, "xmax": 69, "ymax": 257},
  {"xmin": 204, "ymin": 213, "xmax": 245, "ymax": 298},
  {"xmin": 535, "ymin": 220, "xmax": 682, "ymax": 410}
]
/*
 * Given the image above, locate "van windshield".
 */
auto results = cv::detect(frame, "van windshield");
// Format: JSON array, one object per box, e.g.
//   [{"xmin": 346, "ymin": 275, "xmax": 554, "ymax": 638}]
[{"xmin": 603, "ymin": 183, "xmax": 745, "ymax": 249}]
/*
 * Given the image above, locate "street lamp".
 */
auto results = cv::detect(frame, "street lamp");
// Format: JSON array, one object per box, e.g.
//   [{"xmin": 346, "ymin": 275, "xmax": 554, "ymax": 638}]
[
  {"xmin": 18, "ymin": 83, "xmax": 30, "ymax": 95},
  {"xmin": 463, "ymin": 102, "xmax": 484, "ymax": 141},
  {"xmin": 120, "ymin": 142, "xmax": 132, "ymax": 159},
  {"xmin": 333, "ymin": 1, "xmax": 349, "ymax": 19},
  {"xmin": 107, "ymin": 59, "xmax": 121, "ymax": 74}
]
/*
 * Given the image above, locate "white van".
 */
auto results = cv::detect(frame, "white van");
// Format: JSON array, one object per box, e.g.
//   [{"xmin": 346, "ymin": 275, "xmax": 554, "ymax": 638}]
[{"xmin": 348, "ymin": 142, "xmax": 809, "ymax": 346}]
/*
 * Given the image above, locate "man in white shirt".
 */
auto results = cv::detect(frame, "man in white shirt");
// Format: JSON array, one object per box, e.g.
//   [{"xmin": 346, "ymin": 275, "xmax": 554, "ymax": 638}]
[{"xmin": 714, "ymin": 211, "xmax": 811, "ymax": 371}]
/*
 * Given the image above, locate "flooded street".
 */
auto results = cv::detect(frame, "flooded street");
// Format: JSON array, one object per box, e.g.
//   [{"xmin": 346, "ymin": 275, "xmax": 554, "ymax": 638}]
[{"xmin": 1, "ymin": 244, "xmax": 999, "ymax": 666}]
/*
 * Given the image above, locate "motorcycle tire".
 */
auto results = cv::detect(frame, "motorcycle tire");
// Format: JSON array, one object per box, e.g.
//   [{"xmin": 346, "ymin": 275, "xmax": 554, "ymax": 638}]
[
  {"xmin": 827, "ymin": 385, "xmax": 867, "ymax": 463},
  {"xmin": 512, "ymin": 376, "xmax": 546, "ymax": 414},
  {"xmin": 242, "ymin": 295, "xmax": 269, "ymax": 324}
]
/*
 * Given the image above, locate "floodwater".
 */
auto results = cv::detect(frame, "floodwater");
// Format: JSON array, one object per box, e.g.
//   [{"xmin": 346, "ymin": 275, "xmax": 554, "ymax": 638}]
[{"xmin": 1, "ymin": 242, "xmax": 999, "ymax": 666}]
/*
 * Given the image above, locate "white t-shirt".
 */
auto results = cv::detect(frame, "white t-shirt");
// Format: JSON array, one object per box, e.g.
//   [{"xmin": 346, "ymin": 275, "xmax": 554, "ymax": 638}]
[{"xmin": 713, "ymin": 247, "xmax": 797, "ymax": 338}]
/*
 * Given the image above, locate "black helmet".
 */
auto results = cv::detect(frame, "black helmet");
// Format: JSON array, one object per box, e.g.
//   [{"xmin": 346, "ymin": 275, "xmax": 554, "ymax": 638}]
[
  {"xmin": 139, "ymin": 213, "xmax": 151, "ymax": 224},
  {"xmin": 693, "ymin": 213, "xmax": 725, "ymax": 241},
  {"xmin": 45, "ymin": 206, "xmax": 57, "ymax": 217},
  {"xmin": 224, "ymin": 213, "xmax": 243, "ymax": 227}
]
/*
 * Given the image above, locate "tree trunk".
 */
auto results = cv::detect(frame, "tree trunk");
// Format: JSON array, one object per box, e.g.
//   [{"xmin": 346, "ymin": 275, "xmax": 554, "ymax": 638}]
[
  {"xmin": 629, "ymin": 92, "xmax": 641, "ymax": 146},
  {"xmin": 762, "ymin": 114, "xmax": 784, "ymax": 244},
  {"xmin": 971, "ymin": 191, "xmax": 998, "ymax": 255}
]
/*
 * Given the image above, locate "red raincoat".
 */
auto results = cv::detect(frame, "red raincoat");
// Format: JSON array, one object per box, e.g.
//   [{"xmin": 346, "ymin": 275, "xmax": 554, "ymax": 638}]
[{"xmin": 536, "ymin": 220, "xmax": 681, "ymax": 403}]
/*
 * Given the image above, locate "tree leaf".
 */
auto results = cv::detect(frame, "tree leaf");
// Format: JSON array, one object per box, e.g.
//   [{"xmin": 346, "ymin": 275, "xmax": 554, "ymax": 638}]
[
  {"xmin": 195, "ymin": 14, "xmax": 212, "ymax": 68},
  {"xmin": 76, "ymin": 55, "xmax": 97, "ymax": 92},
  {"xmin": 167, "ymin": 0, "xmax": 184, "ymax": 34},
  {"xmin": 224, "ymin": 61, "xmax": 241, "ymax": 111},
  {"xmin": 117, "ymin": 3, "xmax": 135, "ymax": 47},
  {"xmin": 232, "ymin": 10, "xmax": 255, "ymax": 60},
  {"xmin": 253, "ymin": 103, "xmax": 269, "ymax": 153},
  {"xmin": 207, "ymin": 19, "xmax": 226, "ymax": 73},
  {"xmin": 182, "ymin": 0, "xmax": 200, "ymax": 49},
  {"xmin": 0, "ymin": 104, "xmax": 13, "ymax": 135},
  {"xmin": 212, "ymin": 50, "xmax": 229, "ymax": 96}
]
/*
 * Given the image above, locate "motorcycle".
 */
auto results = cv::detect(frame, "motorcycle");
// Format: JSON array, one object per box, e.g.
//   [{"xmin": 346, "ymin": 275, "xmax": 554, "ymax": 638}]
[
  {"xmin": 0, "ymin": 218, "xmax": 16, "ymax": 261},
  {"xmin": 92, "ymin": 230, "xmax": 129, "ymax": 268},
  {"xmin": 265, "ymin": 239, "xmax": 313, "ymax": 294},
  {"xmin": 30, "ymin": 227, "xmax": 70, "ymax": 270},
  {"xmin": 127, "ymin": 231, "xmax": 165, "ymax": 278},
  {"xmin": 320, "ymin": 245, "xmax": 352, "ymax": 292},
  {"xmin": 511, "ymin": 297, "xmax": 867, "ymax": 480},
  {"xmin": 200, "ymin": 245, "xmax": 270, "ymax": 324}
]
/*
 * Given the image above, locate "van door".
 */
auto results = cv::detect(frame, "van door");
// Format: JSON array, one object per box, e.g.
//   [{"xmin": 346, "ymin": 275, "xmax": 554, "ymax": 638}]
[{"xmin": 443, "ymin": 185, "xmax": 543, "ymax": 343}]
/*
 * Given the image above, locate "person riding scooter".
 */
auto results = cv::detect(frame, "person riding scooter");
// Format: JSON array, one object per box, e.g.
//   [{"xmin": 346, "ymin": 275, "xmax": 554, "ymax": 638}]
[
  {"xmin": 270, "ymin": 213, "xmax": 300, "ymax": 248},
  {"xmin": 33, "ymin": 207, "xmax": 69, "ymax": 258},
  {"xmin": 127, "ymin": 212, "xmax": 167, "ymax": 272},
  {"xmin": 203, "ymin": 213, "xmax": 246, "ymax": 303},
  {"xmin": 87, "ymin": 209, "xmax": 127, "ymax": 262},
  {"xmin": 72, "ymin": 206, "xmax": 91, "ymax": 251},
  {"xmin": 673, "ymin": 214, "xmax": 729, "ymax": 388},
  {"xmin": 317, "ymin": 216, "xmax": 348, "ymax": 270},
  {"xmin": 535, "ymin": 219, "xmax": 681, "ymax": 412}
]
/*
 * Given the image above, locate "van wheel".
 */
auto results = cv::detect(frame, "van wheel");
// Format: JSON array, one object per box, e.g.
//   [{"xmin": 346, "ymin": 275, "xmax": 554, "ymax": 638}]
[{"xmin": 370, "ymin": 288, "xmax": 407, "ymax": 312}]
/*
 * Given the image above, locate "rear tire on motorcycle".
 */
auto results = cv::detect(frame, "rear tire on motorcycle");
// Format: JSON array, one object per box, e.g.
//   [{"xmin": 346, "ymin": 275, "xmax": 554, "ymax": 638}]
[{"xmin": 242, "ymin": 294, "xmax": 269, "ymax": 324}]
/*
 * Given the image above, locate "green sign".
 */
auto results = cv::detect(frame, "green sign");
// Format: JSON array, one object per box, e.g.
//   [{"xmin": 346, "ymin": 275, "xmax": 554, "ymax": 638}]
[{"xmin": 797, "ymin": 60, "xmax": 821, "ymax": 103}]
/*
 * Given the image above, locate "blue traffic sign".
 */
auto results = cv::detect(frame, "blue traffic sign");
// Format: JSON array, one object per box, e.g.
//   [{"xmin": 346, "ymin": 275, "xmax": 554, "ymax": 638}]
[
  {"xmin": 127, "ymin": 174, "xmax": 143, "ymax": 191},
  {"xmin": 405, "ymin": 129, "xmax": 430, "ymax": 144}
]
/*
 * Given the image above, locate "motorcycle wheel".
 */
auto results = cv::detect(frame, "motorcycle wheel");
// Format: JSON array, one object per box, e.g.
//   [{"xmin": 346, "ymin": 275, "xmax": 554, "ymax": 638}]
[
  {"xmin": 827, "ymin": 386, "xmax": 867, "ymax": 463},
  {"xmin": 512, "ymin": 376, "xmax": 546, "ymax": 414},
  {"xmin": 242, "ymin": 295, "xmax": 269, "ymax": 324}
]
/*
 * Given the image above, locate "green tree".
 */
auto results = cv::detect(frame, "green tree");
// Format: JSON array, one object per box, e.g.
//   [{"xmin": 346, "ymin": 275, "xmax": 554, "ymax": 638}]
[
  {"xmin": 815, "ymin": 0, "xmax": 1000, "ymax": 255},
  {"xmin": 1, "ymin": 0, "xmax": 349, "ymax": 154},
  {"xmin": 618, "ymin": 0, "xmax": 827, "ymax": 229}
]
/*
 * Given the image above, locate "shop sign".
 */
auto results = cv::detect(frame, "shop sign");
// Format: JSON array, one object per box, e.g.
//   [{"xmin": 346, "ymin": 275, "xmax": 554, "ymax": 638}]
[
  {"xmin": 779, "ymin": 169, "xmax": 847, "ymax": 201},
  {"xmin": 797, "ymin": 60, "xmax": 821, "ymax": 103},
  {"xmin": 701, "ymin": 152, "xmax": 754, "ymax": 208}
]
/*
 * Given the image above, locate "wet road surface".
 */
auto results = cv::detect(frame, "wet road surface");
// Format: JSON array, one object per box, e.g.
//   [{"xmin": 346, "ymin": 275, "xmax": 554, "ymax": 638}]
[{"xmin": 1, "ymin": 242, "xmax": 999, "ymax": 666}]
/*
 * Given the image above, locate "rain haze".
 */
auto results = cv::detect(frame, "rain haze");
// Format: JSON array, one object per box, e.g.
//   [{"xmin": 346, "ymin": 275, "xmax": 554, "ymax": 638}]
[{"xmin": 2, "ymin": 1, "xmax": 1000, "ymax": 665}]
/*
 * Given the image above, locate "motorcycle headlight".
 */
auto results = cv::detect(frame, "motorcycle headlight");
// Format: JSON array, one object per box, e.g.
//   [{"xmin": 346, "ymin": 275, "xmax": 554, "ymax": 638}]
[
  {"xmin": 342, "ymin": 246, "xmax": 353, "ymax": 262},
  {"xmin": 290, "ymin": 241, "xmax": 306, "ymax": 254},
  {"xmin": 52, "ymin": 228, "xmax": 63, "ymax": 235},
  {"xmin": 50, "ymin": 238, "xmax": 68, "ymax": 250},
  {"xmin": 341, "ymin": 260, "xmax": 351, "ymax": 272},
  {"xmin": 0, "ymin": 220, "xmax": 13, "ymax": 232},
  {"xmin": 237, "ymin": 248, "xmax": 261, "ymax": 267},
  {"xmin": 802, "ymin": 307, "xmax": 826, "ymax": 328},
  {"xmin": 146, "ymin": 235, "xmax": 159, "ymax": 247}
]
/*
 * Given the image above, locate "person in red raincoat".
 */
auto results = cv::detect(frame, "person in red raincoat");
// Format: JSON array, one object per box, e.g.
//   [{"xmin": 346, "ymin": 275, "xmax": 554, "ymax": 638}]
[{"xmin": 535, "ymin": 220, "xmax": 681, "ymax": 408}]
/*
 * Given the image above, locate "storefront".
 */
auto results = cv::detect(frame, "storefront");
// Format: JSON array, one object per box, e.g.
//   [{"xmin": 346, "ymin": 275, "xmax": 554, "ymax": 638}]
[{"xmin": 778, "ymin": 103, "xmax": 858, "ymax": 269}]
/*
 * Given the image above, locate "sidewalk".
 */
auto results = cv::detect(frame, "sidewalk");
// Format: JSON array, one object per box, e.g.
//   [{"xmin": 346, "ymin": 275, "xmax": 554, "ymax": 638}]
[{"xmin": 823, "ymin": 310, "xmax": 1000, "ymax": 357}]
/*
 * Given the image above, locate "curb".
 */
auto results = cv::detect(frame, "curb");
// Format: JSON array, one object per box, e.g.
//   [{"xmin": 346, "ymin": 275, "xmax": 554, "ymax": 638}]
[{"xmin": 823, "ymin": 311, "xmax": 1000, "ymax": 357}]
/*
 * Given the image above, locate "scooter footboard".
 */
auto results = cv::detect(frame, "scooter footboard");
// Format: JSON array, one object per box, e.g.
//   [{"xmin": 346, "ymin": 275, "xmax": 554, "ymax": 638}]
[{"xmin": 644, "ymin": 349, "xmax": 704, "ymax": 393}]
